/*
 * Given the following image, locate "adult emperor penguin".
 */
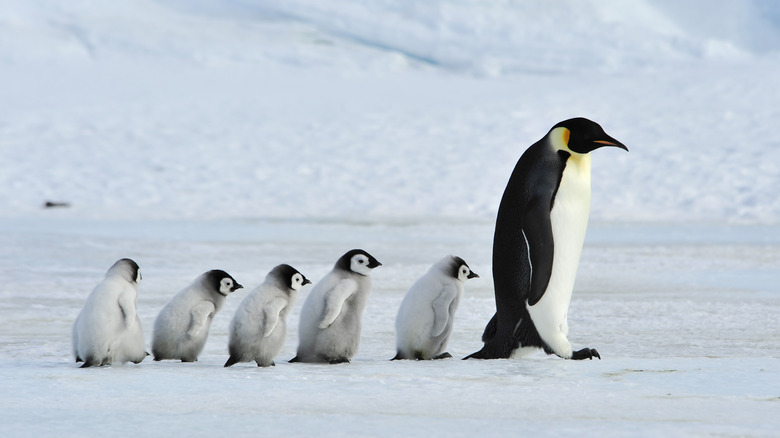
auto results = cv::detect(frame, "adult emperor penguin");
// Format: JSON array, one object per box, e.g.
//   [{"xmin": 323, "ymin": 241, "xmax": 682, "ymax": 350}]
[
  {"xmin": 290, "ymin": 249, "xmax": 381, "ymax": 364},
  {"xmin": 393, "ymin": 255, "xmax": 478, "ymax": 360},
  {"xmin": 72, "ymin": 258, "xmax": 146, "ymax": 367},
  {"xmin": 152, "ymin": 270, "xmax": 242, "ymax": 362},
  {"xmin": 224, "ymin": 264, "xmax": 311, "ymax": 367},
  {"xmin": 465, "ymin": 117, "xmax": 627, "ymax": 361}
]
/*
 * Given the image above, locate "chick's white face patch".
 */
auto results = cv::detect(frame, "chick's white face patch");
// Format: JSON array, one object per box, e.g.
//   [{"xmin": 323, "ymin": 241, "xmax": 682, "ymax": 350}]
[
  {"xmin": 291, "ymin": 273, "xmax": 305, "ymax": 291},
  {"xmin": 220, "ymin": 278, "xmax": 235, "ymax": 295},
  {"xmin": 350, "ymin": 254, "xmax": 373, "ymax": 276},
  {"xmin": 457, "ymin": 265, "xmax": 471, "ymax": 282}
]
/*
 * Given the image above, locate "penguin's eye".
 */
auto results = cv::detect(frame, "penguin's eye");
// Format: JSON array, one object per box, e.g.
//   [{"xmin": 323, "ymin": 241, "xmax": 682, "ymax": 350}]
[{"xmin": 358, "ymin": 259, "xmax": 365, "ymax": 264}]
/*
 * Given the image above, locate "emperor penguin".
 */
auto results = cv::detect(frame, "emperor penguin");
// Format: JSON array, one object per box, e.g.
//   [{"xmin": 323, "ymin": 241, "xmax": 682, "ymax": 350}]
[
  {"xmin": 72, "ymin": 258, "xmax": 146, "ymax": 367},
  {"xmin": 224, "ymin": 265, "xmax": 311, "ymax": 367},
  {"xmin": 465, "ymin": 117, "xmax": 627, "ymax": 361},
  {"xmin": 290, "ymin": 249, "xmax": 381, "ymax": 364},
  {"xmin": 393, "ymin": 255, "xmax": 478, "ymax": 360},
  {"xmin": 152, "ymin": 270, "xmax": 242, "ymax": 362}
]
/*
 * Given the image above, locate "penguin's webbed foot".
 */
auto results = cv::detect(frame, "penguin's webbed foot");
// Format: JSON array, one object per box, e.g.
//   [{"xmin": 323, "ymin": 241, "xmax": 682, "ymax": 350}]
[
  {"xmin": 571, "ymin": 348, "xmax": 600, "ymax": 360},
  {"xmin": 433, "ymin": 352, "xmax": 452, "ymax": 360},
  {"xmin": 328, "ymin": 357, "xmax": 350, "ymax": 364}
]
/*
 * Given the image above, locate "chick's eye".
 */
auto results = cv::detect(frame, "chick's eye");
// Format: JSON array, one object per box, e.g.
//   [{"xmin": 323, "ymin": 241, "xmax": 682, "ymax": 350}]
[{"xmin": 358, "ymin": 259, "xmax": 365, "ymax": 264}]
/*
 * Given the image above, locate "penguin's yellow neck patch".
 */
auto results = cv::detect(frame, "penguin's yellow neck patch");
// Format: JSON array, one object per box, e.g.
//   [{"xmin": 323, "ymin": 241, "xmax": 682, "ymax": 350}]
[
  {"xmin": 550, "ymin": 127, "xmax": 572, "ymax": 153},
  {"xmin": 550, "ymin": 126, "xmax": 591, "ymax": 170}
]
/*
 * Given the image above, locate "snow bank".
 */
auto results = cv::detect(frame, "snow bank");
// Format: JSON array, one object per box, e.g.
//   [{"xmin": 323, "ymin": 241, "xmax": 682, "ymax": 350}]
[{"xmin": 1, "ymin": 0, "xmax": 779, "ymax": 224}]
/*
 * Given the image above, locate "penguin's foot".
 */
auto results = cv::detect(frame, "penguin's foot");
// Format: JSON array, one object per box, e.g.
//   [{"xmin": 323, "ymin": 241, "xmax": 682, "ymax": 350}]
[
  {"xmin": 571, "ymin": 348, "xmax": 601, "ymax": 360},
  {"xmin": 433, "ymin": 352, "xmax": 452, "ymax": 360},
  {"xmin": 328, "ymin": 357, "xmax": 350, "ymax": 364}
]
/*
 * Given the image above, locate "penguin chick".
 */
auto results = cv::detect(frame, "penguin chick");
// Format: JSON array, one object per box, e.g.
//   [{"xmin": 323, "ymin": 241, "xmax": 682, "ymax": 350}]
[
  {"xmin": 152, "ymin": 270, "xmax": 242, "ymax": 362},
  {"xmin": 393, "ymin": 256, "xmax": 478, "ymax": 360},
  {"xmin": 466, "ymin": 117, "xmax": 627, "ymax": 361},
  {"xmin": 290, "ymin": 249, "xmax": 381, "ymax": 364},
  {"xmin": 72, "ymin": 258, "xmax": 146, "ymax": 368},
  {"xmin": 224, "ymin": 265, "xmax": 310, "ymax": 367}
]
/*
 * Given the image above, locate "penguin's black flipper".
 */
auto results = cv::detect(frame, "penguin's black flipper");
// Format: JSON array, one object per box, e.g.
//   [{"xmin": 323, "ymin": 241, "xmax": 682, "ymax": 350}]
[{"xmin": 521, "ymin": 199, "xmax": 555, "ymax": 306}]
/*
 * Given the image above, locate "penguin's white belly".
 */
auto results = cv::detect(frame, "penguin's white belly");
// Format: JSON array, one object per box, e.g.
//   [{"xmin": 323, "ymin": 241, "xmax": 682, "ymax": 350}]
[{"xmin": 527, "ymin": 156, "xmax": 591, "ymax": 357}]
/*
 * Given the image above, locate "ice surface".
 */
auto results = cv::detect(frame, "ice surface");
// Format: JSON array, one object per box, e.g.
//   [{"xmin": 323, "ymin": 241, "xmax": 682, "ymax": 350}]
[
  {"xmin": 1, "ymin": 218, "xmax": 777, "ymax": 437},
  {"xmin": 0, "ymin": 0, "xmax": 779, "ymax": 436}
]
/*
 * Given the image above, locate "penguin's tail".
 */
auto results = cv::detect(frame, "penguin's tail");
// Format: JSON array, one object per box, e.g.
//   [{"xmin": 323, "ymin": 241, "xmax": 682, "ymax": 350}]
[
  {"xmin": 390, "ymin": 352, "xmax": 403, "ymax": 361},
  {"xmin": 462, "ymin": 351, "xmax": 480, "ymax": 360},
  {"xmin": 463, "ymin": 313, "xmax": 499, "ymax": 359},
  {"xmin": 288, "ymin": 356, "xmax": 300, "ymax": 363},
  {"xmin": 481, "ymin": 313, "xmax": 498, "ymax": 343}
]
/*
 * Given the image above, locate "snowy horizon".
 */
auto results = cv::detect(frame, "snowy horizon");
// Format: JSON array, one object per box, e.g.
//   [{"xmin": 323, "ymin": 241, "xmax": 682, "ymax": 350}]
[{"xmin": 2, "ymin": 0, "xmax": 779, "ymax": 224}]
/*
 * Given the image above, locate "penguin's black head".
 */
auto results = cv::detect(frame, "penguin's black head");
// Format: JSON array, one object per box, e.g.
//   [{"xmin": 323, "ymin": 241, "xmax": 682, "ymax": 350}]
[
  {"xmin": 204, "ymin": 269, "xmax": 243, "ymax": 296},
  {"xmin": 335, "ymin": 249, "xmax": 382, "ymax": 276},
  {"xmin": 552, "ymin": 117, "xmax": 628, "ymax": 154},
  {"xmin": 270, "ymin": 264, "xmax": 311, "ymax": 292},
  {"xmin": 450, "ymin": 256, "xmax": 479, "ymax": 281},
  {"xmin": 108, "ymin": 258, "xmax": 141, "ymax": 284}
]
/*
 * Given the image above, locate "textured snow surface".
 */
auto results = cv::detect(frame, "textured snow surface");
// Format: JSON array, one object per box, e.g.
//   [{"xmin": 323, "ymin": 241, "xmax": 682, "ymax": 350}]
[{"xmin": 1, "ymin": 0, "xmax": 779, "ymax": 436}]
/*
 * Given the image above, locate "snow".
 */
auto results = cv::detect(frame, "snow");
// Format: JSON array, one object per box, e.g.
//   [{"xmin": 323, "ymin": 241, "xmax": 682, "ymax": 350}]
[{"xmin": 1, "ymin": 0, "xmax": 779, "ymax": 436}]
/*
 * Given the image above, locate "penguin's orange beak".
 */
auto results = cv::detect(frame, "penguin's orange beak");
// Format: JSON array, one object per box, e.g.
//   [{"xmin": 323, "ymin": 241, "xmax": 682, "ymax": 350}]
[{"xmin": 592, "ymin": 137, "xmax": 628, "ymax": 151}]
